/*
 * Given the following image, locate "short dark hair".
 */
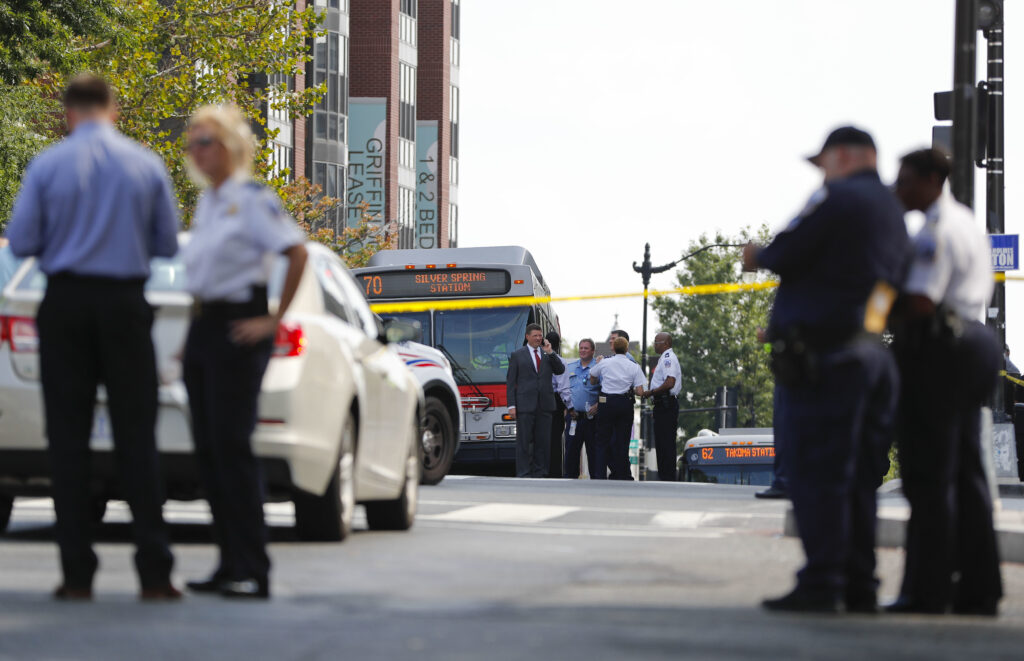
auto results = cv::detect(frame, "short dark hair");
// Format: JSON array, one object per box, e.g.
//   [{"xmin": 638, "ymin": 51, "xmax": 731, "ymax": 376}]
[
  {"xmin": 63, "ymin": 73, "xmax": 114, "ymax": 110},
  {"xmin": 525, "ymin": 323, "xmax": 543, "ymax": 335},
  {"xmin": 900, "ymin": 148, "xmax": 951, "ymax": 184},
  {"xmin": 545, "ymin": 331, "xmax": 560, "ymax": 352},
  {"xmin": 610, "ymin": 329, "xmax": 629, "ymax": 341}
]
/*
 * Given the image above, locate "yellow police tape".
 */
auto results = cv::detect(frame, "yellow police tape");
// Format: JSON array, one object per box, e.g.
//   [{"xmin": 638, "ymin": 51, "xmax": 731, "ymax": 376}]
[
  {"xmin": 367, "ymin": 272, "xmax": 1024, "ymax": 314},
  {"xmin": 368, "ymin": 280, "xmax": 782, "ymax": 314},
  {"xmin": 1003, "ymin": 371, "xmax": 1024, "ymax": 388}
]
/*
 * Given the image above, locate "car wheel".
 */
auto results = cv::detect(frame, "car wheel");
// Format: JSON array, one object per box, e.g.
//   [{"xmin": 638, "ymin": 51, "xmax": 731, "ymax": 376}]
[
  {"xmin": 0, "ymin": 494, "xmax": 13, "ymax": 533},
  {"xmin": 293, "ymin": 415, "xmax": 357, "ymax": 542},
  {"xmin": 420, "ymin": 396, "xmax": 455, "ymax": 486},
  {"xmin": 365, "ymin": 417, "xmax": 419, "ymax": 531}
]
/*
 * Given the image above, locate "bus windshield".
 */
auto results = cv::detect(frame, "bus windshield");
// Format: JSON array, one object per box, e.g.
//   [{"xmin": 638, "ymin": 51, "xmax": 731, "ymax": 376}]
[
  {"xmin": 436, "ymin": 307, "xmax": 530, "ymax": 384},
  {"xmin": 685, "ymin": 465, "xmax": 774, "ymax": 486}
]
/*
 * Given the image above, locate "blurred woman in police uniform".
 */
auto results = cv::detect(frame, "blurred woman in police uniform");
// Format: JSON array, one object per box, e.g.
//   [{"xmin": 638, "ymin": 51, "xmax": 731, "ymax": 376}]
[
  {"xmin": 181, "ymin": 105, "xmax": 308, "ymax": 599},
  {"xmin": 589, "ymin": 337, "xmax": 646, "ymax": 479},
  {"xmin": 889, "ymin": 148, "xmax": 1002, "ymax": 615}
]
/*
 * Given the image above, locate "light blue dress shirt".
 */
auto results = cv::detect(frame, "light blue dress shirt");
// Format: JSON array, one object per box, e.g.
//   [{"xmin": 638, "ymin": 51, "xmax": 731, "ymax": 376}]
[
  {"xmin": 567, "ymin": 358, "xmax": 600, "ymax": 411},
  {"xmin": 6, "ymin": 121, "xmax": 179, "ymax": 277}
]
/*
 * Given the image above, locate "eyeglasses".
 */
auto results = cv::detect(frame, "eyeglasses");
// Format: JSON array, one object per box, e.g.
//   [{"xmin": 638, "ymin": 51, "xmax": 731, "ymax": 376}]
[{"xmin": 186, "ymin": 135, "xmax": 217, "ymax": 151}]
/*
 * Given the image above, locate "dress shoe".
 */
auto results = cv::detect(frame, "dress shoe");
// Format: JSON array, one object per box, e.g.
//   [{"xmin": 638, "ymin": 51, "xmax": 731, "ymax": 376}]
[
  {"xmin": 220, "ymin": 578, "xmax": 269, "ymax": 599},
  {"xmin": 952, "ymin": 602, "xmax": 999, "ymax": 617},
  {"xmin": 140, "ymin": 584, "xmax": 183, "ymax": 602},
  {"xmin": 754, "ymin": 486, "xmax": 788, "ymax": 500},
  {"xmin": 186, "ymin": 577, "xmax": 228, "ymax": 594},
  {"xmin": 53, "ymin": 585, "xmax": 93, "ymax": 601},
  {"xmin": 884, "ymin": 597, "xmax": 946, "ymax": 615},
  {"xmin": 845, "ymin": 597, "xmax": 879, "ymax": 614},
  {"xmin": 762, "ymin": 589, "xmax": 840, "ymax": 614}
]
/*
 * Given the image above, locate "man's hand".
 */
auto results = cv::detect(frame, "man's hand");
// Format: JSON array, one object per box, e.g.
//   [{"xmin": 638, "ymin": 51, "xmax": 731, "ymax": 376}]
[
  {"xmin": 508, "ymin": 408, "xmax": 516, "ymax": 420},
  {"xmin": 635, "ymin": 386, "xmax": 645, "ymax": 398},
  {"xmin": 742, "ymin": 242, "xmax": 760, "ymax": 273},
  {"xmin": 594, "ymin": 355, "xmax": 603, "ymax": 363},
  {"xmin": 542, "ymin": 339, "xmax": 553, "ymax": 354},
  {"xmin": 231, "ymin": 315, "xmax": 279, "ymax": 345}
]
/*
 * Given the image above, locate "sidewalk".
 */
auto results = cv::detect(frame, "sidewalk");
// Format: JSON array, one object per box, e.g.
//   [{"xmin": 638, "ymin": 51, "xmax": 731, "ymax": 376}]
[{"xmin": 783, "ymin": 480, "xmax": 1024, "ymax": 563}]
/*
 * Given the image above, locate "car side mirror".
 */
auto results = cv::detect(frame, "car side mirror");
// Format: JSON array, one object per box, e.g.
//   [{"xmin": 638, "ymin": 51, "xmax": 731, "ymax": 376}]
[{"xmin": 381, "ymin": 318, "xmax": 421, "ymax": 344}]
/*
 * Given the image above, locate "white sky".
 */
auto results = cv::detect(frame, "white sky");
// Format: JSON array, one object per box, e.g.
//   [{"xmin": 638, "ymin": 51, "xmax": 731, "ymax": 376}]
[{"xmin": 458, "ymin": 0, "xmax": 1024, "ymax": 353}]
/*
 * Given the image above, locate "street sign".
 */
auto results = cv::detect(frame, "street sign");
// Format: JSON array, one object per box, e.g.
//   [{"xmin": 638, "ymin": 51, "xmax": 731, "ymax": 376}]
[{"xmin": 990, "ymin": 234, "xmax": 1019, "ymax": 270}]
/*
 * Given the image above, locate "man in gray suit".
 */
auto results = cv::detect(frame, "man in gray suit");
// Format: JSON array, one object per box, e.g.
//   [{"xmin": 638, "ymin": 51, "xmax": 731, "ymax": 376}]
[{"xmin": 507, "ymin": 323, "xmax": 566, "ymax": 477}]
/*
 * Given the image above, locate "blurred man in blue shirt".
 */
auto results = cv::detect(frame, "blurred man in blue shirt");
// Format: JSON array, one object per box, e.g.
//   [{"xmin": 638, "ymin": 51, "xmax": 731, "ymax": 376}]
[
  {"xmin": 6, "ymin": 74, "xmax": 180, "ymax": 601},
  {"xmin": 563, "ymin": 338, "xmax": 601, "ymax": 478}
]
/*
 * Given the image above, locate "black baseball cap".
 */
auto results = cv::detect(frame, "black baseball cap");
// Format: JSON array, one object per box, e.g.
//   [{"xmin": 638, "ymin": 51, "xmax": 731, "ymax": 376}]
[{"xmin": 807, "ymin": 126, "xmax": 876, "ymax": 165}]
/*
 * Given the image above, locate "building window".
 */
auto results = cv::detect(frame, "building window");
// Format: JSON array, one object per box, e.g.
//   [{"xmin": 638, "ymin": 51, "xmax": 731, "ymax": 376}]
[
  {"xmin": 313, "ymin": 31, "xmax": 348, "ymax": 145},
  {"xmin": 400, "ymin": 0, "xmax": 417, "ymax": 17},
  {"xmin": 314, "ymin": 0, "xmax": 346, "ymax": 9},
  {"xmin": 448, "ymin": 203, "xmax": 458, "ymax": 247},
  {"xmin": 451, "ymin": 0, "xmax": 460, "ymax": 39},
  {"xmin": 313, "ymin": 160, "xmax": 346, "ymax": 234},
  {"xmin": 398, "ymin": 185, "xmax": 415, "ymax": 248},
  {"xmin": 400, "ymin": 138, "xmax": 415, "ymax": 170},
  {"xmin": 449, "ymin": 155, "xmax": 458, "ymax": 187},
  {"xmin": 400, "ymin": 62, "xmax": 416, "ymax": 141},
  {"xmin": 449, "ymin": 85, "xmax": 459, "ymax": 158},
  {"xmin": 400, "ymin": 0, "xmax": 417, "ymax": 44}
]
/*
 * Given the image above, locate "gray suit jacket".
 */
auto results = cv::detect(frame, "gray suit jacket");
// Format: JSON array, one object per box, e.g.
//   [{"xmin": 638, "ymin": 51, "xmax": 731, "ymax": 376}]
[{"xmin": 506, "ymin": 345, "xmax": 566, "ymax": 414}]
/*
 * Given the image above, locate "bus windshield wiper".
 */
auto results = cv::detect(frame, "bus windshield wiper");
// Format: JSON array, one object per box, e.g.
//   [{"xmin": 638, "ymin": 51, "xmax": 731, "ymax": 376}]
[{"xmin": 436, "ymin": 343, "xmax": 490, "ymax": 409}]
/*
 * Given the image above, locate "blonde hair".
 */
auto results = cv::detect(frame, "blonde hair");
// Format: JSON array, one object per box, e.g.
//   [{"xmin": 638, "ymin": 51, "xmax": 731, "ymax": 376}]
[
  {"xmin": 187, "ymin": 104, "xmax": 255, "ymax": 180},
  {"xmin": 613, "ymin": 337, "xmax": 629, "ymax": 354}
]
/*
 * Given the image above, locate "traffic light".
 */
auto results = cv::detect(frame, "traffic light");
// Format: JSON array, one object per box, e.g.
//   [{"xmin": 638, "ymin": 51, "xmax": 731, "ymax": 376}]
[
  {"xmin": 977, "ymin": 0, "xmax": 1003, "ymax": 31},
  {"xmin": 932, "ymin": 84, "xmax": 988, "ymax": 164}
]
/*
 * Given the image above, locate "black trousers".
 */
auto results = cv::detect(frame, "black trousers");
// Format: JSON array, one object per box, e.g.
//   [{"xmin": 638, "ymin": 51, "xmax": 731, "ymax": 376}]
[
  {"xmin": 653, "ymin": 397, "xmax": 679, "ymax": 482},
  {"xmin": 895, "ymin": 320, "xmax": 1002, "ymax": 611},
  {"xmin": 595, "ymin": 394, "xmax": 634, "ymax": 480},
  {"xmin": 37, "ymin": 275, "xmax": 174, "ymax": 590},
  {"xmin": 183, "ymin": 308, "xmax": 273, "ymax": 583},
  {"xmin": 549, "ymin": 401, "xmax": 566, "ymax": 478},
  {"xmin": 781, "ymin": 340, "xmax": 897, "ymax": 600},
  {"xmin": 515, "ymin": 409, "xmax": 552, "ymax": 478},
  {"xmin": 769, "ymin": 385, "xmax": 789, "ymax": 492},
  {"xmin": 563, "ymin": 412, "xmax": 598, "ymax": 478}
]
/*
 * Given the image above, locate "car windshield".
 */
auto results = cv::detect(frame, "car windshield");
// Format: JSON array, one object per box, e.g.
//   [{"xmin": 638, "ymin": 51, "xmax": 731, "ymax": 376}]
[
  {"xmin": 13, "ymin": 254, "xmax": 286, "ymax": 296},
  {"xmin": 435, "ymin": 307, "xmax": 529, "ymax": 384},
  {"xmin": 382, "ymin": 311, "xmax": 431, "ymax": 344},
  {"xmin": 684, "ymin": 465, "xmax": 774, "ymax": 486}
]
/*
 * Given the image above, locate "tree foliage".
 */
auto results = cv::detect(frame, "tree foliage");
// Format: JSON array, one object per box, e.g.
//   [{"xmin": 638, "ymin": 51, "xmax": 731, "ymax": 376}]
[
  {"xmin": 0, "ymin": 83, "xmax": 61, "ymax": 227},
  {"xmin": 651, "ymin": 227, "xmax": 776, "ymax": 436},
  {"xmin": 0, "ymin": 0, "xmax": 115, "ymax": 83}
]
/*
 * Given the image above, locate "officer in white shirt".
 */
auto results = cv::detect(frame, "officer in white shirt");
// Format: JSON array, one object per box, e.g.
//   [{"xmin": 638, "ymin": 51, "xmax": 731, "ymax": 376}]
[
  {"xmin": 888, "ymin": 147, "xmax": 1002, "ymax": 616},
  {"xmin": 179, "ymin": 105, "xmax": 308, "ymax": 600},
  {"xmin": 590, "ymin": 336, "xmax": 646, "ymax": 479},
  {"xmin": 643, "ymin": 332, "xmax": 683, "ymax": 481}
]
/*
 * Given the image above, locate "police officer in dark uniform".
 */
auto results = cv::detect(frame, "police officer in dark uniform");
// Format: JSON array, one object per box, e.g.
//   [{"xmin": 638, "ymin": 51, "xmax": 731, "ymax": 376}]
[
  {"xmin": 887, "ymin": 148, "xmax": 1002, "ymax": 616},
  {"xmin": 745, "ymin": 127, "xmax": 908, "ymax": 613}
]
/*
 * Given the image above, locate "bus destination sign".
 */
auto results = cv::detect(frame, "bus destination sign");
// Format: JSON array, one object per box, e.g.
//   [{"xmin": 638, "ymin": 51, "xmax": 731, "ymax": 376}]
[
  {"xmin": 361, "ymin": 269, "xmax": 512, "ymax": 299},
  {"xmin": 686, "ymin": 445, "xmax": 775, "ymax": 465}
]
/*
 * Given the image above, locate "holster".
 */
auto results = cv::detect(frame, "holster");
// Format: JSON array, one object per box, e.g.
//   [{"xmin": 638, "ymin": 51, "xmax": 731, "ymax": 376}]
[{"xmin": 768, "ymin": 327, "xmax": 820, "ymax": 387}]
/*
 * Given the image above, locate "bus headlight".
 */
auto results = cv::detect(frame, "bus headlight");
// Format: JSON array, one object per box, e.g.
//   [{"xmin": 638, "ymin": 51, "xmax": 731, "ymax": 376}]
[{"xmin": 493, "ymin": 423, "xmax": 516, "ymax": 439}]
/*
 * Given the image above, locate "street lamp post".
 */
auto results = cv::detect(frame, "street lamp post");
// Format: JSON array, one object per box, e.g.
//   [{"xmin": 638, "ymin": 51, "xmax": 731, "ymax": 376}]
[{"xmin": 631, "ymin": 242, "xmax": 744, "ymax": 479}]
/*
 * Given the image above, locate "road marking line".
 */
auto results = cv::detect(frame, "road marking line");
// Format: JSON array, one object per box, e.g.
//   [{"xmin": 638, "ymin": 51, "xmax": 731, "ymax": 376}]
[
  {"xmin": 650, "ymin": 511, "xmax": 705, "ymax": 528},
  {"xmin": 421, "ymin": 503, "xmax": 579, "ymax": 524},
  {"xmin": 416, "ymin": 520, "xmax": 725, "ymax": 539}
]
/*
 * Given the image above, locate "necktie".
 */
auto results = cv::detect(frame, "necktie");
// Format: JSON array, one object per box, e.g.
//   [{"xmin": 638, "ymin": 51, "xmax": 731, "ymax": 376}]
[{"xmin": 534, "ymin": 348, "xmax": 541, "ymax": 372}]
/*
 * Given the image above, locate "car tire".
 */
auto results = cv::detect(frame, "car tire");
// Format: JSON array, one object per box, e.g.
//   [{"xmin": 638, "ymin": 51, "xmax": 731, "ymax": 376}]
[
  {"xmin": 293, "ymin": 415, "xmax": 357, "ymax": 542},
  {"xmin": 0, "ymin": 493, "xmax": 13, "ymax": 533},
  {"xmin": 420, "ymin": 396, "xmax": 455, "ymax": 486},
  {"xmin": 365, "ymin": 418, "xmax": 419, "ymax": 531}
]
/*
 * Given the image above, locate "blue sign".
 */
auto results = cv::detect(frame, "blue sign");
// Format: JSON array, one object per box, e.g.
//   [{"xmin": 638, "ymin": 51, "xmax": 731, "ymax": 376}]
[
  {"xmin": 347, "ymin": 98, "xmax": 387, "ymax": 229},
  {"xmin": 990, "ymin": 234, "xmax": 1019, "ymax": 271},
  {"xmin": 415, "ymin": 120, "xmax": 439, "ymax": 249}
]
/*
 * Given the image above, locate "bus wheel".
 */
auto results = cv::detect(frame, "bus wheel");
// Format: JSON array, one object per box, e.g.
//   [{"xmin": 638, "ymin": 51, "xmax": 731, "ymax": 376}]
[{"xmin": 420, "ymin": 397, "xmax": 455, "ymax": 486}]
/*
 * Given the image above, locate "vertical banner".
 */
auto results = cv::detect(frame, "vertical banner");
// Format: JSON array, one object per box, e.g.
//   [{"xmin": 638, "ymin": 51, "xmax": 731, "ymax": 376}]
[
  {"xmin": 416, "ymin": 120, "xmax": 439, "ymax": 249},
  {"xmin": 347, "ymin": 98, "xmax": 387, "ymax": 228}
]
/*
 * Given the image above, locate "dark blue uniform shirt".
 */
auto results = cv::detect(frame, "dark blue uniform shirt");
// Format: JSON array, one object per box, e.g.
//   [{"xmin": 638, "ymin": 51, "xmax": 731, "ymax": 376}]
[{"xmin": 759, "ymin": 169, "xmax": 908, "ymax": 339}]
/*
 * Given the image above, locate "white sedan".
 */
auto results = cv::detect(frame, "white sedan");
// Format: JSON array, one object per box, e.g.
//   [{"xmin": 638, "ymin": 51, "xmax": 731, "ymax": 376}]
[{"xmin": 0, "ymin": 241, "xmax": 422, "ymax": 541}]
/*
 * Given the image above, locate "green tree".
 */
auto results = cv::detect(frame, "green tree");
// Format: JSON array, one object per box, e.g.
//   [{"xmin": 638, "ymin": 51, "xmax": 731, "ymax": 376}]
[
  {"xmin": 0, "ymin": 83, "xmax": 61, "ymax": 227},
  {"xmin": 0, "ymin": 0, "xmax": 115, "ymax": 83},
  {"xmin": 651, "ymin": 227, "xmax": 776, "ymax": 436}
]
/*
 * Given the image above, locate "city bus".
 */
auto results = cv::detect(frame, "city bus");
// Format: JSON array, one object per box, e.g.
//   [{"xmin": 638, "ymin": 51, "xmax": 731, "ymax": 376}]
[
  {"xmin": 353, "ymin": 246, "xmax": 559, "ymax": 467},
  {"xmin": 678, "ymin": 428, "xmax": 775, "ymax": 486}
]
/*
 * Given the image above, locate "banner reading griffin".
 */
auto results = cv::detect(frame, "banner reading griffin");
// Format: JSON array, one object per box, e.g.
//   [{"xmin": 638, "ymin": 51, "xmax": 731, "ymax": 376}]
[
  {"xmin": 347, "ymin": 98, "xmax": 387, "ymax": 228},
  {"xmin": 416, "ymin": 120, "xmax": 439, "ymax": 249}
]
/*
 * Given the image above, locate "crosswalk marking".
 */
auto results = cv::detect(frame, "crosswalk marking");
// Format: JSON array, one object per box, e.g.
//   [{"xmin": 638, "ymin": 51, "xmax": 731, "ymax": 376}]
[
  {"xmin": 649, "ymin": 511, "xmax": 705, "ymax": 529},
  {"xmin": 421, "ymin": 503, "xmax": 578, "ymax": 524}
]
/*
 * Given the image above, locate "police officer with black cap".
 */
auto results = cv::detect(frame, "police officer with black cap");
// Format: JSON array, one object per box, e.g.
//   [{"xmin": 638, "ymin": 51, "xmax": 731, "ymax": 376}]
[
  {"xmin": 887, "ymin": 148, "xmax": 1002, "ymax": 616},
  {"xmin": 744, "ymin": 126, "xmax": 908, "ymax": 613}
]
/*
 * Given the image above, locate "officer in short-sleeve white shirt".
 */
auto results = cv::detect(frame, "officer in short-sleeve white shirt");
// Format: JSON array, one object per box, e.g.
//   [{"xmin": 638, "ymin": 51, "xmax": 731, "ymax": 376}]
[{"xmin": 644, "ymin": 333, "xmax": 683, "ymax": 481}]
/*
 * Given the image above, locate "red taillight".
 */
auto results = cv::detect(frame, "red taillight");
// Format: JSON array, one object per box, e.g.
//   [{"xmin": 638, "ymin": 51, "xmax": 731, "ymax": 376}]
[
  {"xmin": 273, "ymin": 322, "xmax": 306, "ymax": 358},
  {"xmin": 1, "ymin": 316, "xmax": 38, "ymax": 353}
]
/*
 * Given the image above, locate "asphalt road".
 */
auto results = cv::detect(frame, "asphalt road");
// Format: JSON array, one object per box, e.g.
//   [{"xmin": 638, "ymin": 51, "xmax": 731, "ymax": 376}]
[{"xmin": 3, "ymin": 477, "xmax": 1024, "ymax": 660}]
